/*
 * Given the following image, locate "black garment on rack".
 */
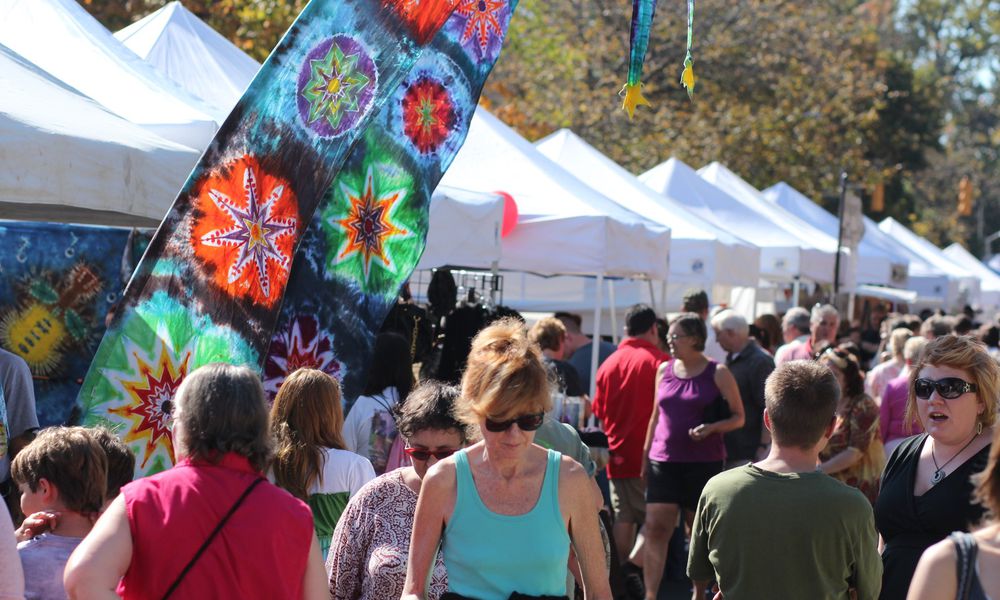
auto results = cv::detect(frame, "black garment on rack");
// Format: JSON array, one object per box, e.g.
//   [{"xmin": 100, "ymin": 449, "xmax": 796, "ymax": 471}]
[{"xmin": 434, "ymin": 305, "xmax": 523, "ymax": 383}]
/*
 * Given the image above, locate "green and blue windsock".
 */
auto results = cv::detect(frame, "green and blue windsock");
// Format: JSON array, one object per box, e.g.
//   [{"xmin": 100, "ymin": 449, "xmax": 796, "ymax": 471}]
[{"xmin": 620, "ymin": 0, "xmax": 657, "ymax": 119}]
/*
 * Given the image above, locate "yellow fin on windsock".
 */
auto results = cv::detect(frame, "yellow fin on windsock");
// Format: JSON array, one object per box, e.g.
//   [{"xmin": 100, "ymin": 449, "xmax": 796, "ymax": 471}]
[
  {"xmin": 680, "ymin": 57, "xmax": 696, "ymax": 99},
  {"xmin": 620, "ymin": 81, "xmax": 651, "ymax": 119}
]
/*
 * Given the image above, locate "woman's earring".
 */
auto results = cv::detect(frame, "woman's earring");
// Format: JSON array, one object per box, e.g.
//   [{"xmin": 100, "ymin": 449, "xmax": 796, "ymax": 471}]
[{"xmin": 977, "ymin": 420, "xmax": 984, "ymax": 435}]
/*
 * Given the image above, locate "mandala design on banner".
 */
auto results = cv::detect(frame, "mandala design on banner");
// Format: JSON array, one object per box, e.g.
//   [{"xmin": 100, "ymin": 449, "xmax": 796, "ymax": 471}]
[
  {"xmin": 90, "ymin": 292, "xmax": 258, "ymax": 475},
  {"xmin": 296, "ymin": 35, "xmax": 378, "ymax": 138},
  {"xmin": 191, "ymin": 155, "xmax": 299, "ymax": 307},
  {"xmin": 107, "ymin": 338, "xmax": 190, "ymax": 468},
  {"xmin": 328, "ymin": 165, "xmax": 412, "ymax": 282},
  {"xmin": 263, "ymin": 314, "xmax": 344, "ymax": 400},
  {"xmin": 391, "ymin": 54, "xmax": 471, "ymax": 163},
  {"xmin": 448, "ymin": 0, "xmax": 510, "ymax": 64}
]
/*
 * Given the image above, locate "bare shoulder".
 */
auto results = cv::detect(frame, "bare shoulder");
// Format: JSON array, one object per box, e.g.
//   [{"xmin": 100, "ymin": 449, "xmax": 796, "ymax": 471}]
[
  {"xmin": 909, "ymin": 537, "xmax": 959, "ymax": 599},
  {"xmin": 422, "ymin": 456, "xmax": 458, "ymax": 492},
  {"xmin": 556, "ymin": 454, "xmax": 591, "ymax": 493}
]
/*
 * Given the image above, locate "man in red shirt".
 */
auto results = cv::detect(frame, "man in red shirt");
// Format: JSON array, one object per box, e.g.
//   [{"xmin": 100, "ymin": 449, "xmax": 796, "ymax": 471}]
[{"xmin": 592, "ymin": 304, "xmax": 668, "ymax": 588}]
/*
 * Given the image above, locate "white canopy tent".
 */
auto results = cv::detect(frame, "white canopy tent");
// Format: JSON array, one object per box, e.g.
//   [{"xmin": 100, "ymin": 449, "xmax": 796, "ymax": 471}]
[
  {"xmin": 763, "ymin": 182, "xmax": 909, "ymax": 288},
  {"xmin": 439, "ymin": 108, "xmax": 671, "ymax": 280},
  {"xmin": 416, "ymin": 186, "xmax": 503, "ymax": 270},
  {"xmin": 860, "ymin": 216, "xmax": 952, "ymax": 308},
  {"xmin": 535, "ymin": 129, "xmax": 760, "ymax": 310},
  {"xmin": 879, "ymin": 218, "xmax": 980, "ymax": 310},
  {"xmin": 0, "ymin": 43, "xmax": 200, "ymax": 227},
  {"xmin": 439, "ymin": 108, "xmax": 671, "ymax": 393},
  {"xmin": 640, "ymin": 158, "xmax": 835, "ymax": 289},
  {"xmin": 0, "ymin": 0, "xmax": 220, "ymax": 148},
  {"xmin": 115, "ymin": 2, "xmax": 260, "ymax": 116},
  {"xmin": 696, "ymin": 163, "xmax": 841, "ymax": 284},
  {"xmin": 940, "ymin": 244, "xmax": 1000, "ymax": 314}
]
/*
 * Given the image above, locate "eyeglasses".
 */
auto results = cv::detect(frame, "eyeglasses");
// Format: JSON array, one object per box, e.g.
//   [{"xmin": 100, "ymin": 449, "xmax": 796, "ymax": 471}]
[
  {"xmin": 668, "ymin": 333, "xmax": 690, "ymax": 341},
  {"xmin": 483, "ymin": 412, "xmax": 545, "ymax": 433},
  {"xmin": 914, "ymin": 377, "xmax": 979, "ymax": 400},
  {"xmin": 403, "ymin": 447, "xmax": 457, "ymax": 461}
]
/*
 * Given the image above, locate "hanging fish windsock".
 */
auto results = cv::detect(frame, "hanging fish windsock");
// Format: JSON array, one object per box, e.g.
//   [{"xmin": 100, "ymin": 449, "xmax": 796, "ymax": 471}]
[{"xmin": 620, "ymin": 0, "xmax": 657, "ymax": 119}]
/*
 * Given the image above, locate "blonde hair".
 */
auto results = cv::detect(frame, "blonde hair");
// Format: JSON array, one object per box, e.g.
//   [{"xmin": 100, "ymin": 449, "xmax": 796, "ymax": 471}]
[
  {"xmin": 528, "ymin": 317, "xmax": 566, "ymax": 352},
  {"xmin": 459, "ymin": 318, "xmax": 552, "ymax": 424},
  {"xmin": 888, "ymin": 327, "xmax": 913, "ymax": 358},
  {"xmin": 905, "ymin": 335, "xmax": 1000, "ymax": 432}
]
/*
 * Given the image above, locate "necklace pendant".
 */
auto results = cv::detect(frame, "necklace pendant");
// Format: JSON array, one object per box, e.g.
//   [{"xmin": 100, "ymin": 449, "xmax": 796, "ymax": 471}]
[{"xmin": 931, "ymin": 469, "xmax": 945, "ymax": 485}]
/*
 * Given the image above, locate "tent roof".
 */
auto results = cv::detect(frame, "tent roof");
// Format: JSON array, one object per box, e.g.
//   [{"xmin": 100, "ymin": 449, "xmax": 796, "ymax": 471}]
[
  {"xmin": 763, "ymin": 181, "xmax": 908, "ymax": 287},
  {"xmin": 640, "ymin": 158, "xmax": 833, "ymax": 283},
  {"xmin": 942, "ymin": 244, "xmax": 1000, "ymax": 292},
  {"xmin": 0, "ymin": 0, "xmax": 220, "ymax": 148},
  {"xmin": 115, "ymin": 2, "xmax": 259, "ymax": 115},
  {"xmin": 439, "ymin": 108, "xmax": 671, "ymax": 279},
  {"xmin": 535, "ymin": 129, "xmax": 759, "ymax": 288},
  {"xmin": 416, "ymin": 186, "xmax": 503, "ymax": 271},
  {"xmin": 879, "ymin": 217, "xmax": 980, "ymax": 308},
  {"xmin": 0, "ymin": 43, "xmax": 199, "ymax": 226}
]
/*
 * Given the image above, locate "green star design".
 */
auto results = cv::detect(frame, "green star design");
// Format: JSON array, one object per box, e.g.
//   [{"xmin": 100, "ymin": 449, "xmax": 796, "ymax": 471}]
[{"xmin": 302, "ymin": 43, "xmax": 372, "ymax": 130}]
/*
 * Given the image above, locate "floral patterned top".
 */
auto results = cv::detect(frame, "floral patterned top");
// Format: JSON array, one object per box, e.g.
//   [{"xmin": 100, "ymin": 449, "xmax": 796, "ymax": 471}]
[
  {"xmin": 326, "ymin": 469, "xmax": 447, "ymax": 600},
  {"xmin": 820, "ymin": 393, "xmax": 884, "ymax": 505}
]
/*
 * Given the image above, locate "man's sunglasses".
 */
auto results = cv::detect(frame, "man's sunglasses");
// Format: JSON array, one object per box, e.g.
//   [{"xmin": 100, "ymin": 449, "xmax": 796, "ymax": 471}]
[
  {"xmin": 483, "ymin": 412, "xmax": 545, "ymax": 432},
  {"xmin": 403, "ymin": 447, "xmax": 457, "ymax": 461},
  {"xmin": 914, "ymin": 377, "xmax": 979, "ymax": 400}
]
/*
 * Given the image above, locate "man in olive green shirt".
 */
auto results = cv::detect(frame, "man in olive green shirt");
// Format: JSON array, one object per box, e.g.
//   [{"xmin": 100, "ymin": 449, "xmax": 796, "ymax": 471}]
[{"xmin": 687, "ymin": 360, "xmax": 882, "ymax": 600}]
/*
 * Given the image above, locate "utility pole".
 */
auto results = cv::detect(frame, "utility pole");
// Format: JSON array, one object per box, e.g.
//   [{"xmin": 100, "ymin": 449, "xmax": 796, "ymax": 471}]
[{"xmin": 834, "ymin": 171, "xmax": 847, "ymax": 297}]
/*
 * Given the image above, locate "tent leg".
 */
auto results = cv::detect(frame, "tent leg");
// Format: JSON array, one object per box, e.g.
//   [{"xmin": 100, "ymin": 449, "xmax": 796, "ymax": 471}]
[
  {"xmin": 848, "ymin": 292, "xmax": 856, "ymax": 323},
  {"xmin": 648, "ymin": 279, "xmax": 657, "ymax": 312},
  {"xmin": 589, "ymin": 274, "xmax": 605, "ymax": 398},
  {"xmin": 608, "ymin": 279, "xmax": 619, "ymax": 345},
  {"xmin": 660, "ymin": 279, "xmax": 668, "ymax": 314},
  {"xmin": 792, "ymin": 277, "xmax": 801, "ymax": 307}
]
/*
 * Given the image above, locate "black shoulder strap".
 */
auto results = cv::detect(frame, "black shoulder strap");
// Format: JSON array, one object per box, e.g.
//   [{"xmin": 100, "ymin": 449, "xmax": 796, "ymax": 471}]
[
  {"xmin": 950, "ymin": 531, "xmax": 979, "ymax": 600},
  {"xmin": 161, "ymin": 477, "xmax": 265, "ymax": 600}
]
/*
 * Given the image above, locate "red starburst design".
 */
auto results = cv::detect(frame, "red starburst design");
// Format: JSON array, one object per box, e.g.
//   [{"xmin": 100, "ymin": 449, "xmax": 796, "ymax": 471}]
[
  {"xmin": 264, "ymin": 315, "xmax": 343, "ymax": 400},
  {"xmin": 110, "ymin": 341, "xmax": 190, "ymax": 468},
  {"xmin": 402, "ymin": 76, "xmax": 456, "ymax": 153},
  {"xmin": 455, "ymin": 0, "xmax": 506, "ymax": 54},
  {"xmin": 383, "ymin": 0, "xmax": 460, "ymax": 43}
]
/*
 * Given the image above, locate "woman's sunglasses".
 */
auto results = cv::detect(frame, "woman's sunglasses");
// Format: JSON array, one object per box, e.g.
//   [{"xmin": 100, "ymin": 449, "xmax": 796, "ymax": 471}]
[
  {"xmin": 483, "ymin": 412, "xmax": 545, "ymax": 432},
  {"xmin": 403, "ymin": 447, "xmax": 457, "ymax": 461},
  {"xmin": 914, "ymin": 377, "xmax": 978, "ymax": 400}
]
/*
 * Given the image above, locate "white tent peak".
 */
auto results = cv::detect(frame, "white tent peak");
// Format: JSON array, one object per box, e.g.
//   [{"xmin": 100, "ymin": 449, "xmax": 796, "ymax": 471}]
[
  {"xmin": 115, "ymin": 1, "xmax": 260, "ymax": 115},
  {"xmin": 0, "ymin": 42, "xmax": 199, "ymax": 226},
  {"xmin": 0, "ymin": 0, "xmax": 221, "ymax": 148}
]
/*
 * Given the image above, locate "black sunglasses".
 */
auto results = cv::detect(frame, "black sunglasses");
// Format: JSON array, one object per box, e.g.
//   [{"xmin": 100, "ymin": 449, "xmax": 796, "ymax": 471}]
[
  {"xmin": 914, "ymin": 377, "xmax": 979, "ymax": 400},
  {"xmin": 483, "ymin": 412, "xmax": 545, "ymax": 432},
  {"xmin": 403, "ymin": 447, "xmax": 457, "ymax": 461}
]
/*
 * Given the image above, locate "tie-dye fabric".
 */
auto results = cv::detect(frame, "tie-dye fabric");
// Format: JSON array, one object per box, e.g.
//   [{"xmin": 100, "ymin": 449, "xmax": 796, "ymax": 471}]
[{"xmin": 77, "ymin": 0, "xmax": 515, "ymax": 478}]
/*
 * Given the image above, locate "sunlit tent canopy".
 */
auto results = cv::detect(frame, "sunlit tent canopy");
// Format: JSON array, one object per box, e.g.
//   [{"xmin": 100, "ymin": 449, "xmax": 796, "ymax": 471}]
[
  {"xmin": 115, "ymin": 1, "xmax": 260, "ymax": 115},
  {"xmin": 416, "ymin": 186, "xmax": 504, "ymax": 270},
  {"xmin": 859, "ymin": 216, "xmax": 952, "ymax": 308},
  {"xmin": 942, "ymin": 244, "xmax": 1000, "ymax": 314},
  {"xmin": 763, "ymin": 181, "xmax": 909, "ymax": 287},
  {"xmin": 535, "ymin": 129, "xmax": 760, "ymax": 312},
  {"xmin": 640, "ymin": 158, "xmax": 835, "ymax": 284},
  {"xmin": 0, "ymin": 0, "xmax": 220, "ymax": 149},
  {"xmin": 0, "ymin": 43, "xmax": 199, "ymax": 227},
  {"xmin": 697, "ymin": 162, "xmax": 841, "ymax": 284},
  {"xmin": 879, "ymin": 218, "xmax": 981, "ymax": 310},
  {"xmin": 439, "ymin": 108, "xmax": 671, "ymax": 281}
]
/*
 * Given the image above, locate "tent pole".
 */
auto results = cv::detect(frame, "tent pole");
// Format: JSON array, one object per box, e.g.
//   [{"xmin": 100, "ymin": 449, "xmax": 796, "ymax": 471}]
[
  {"xmin": 648, "ymin": 279, "xmax": 657, "ymax": 312},
  {"xmin": 608, "ymin": 279, "xmax": 619, "ymax": 345},
  {"xmin": 792, "ymin": 277, "xmax": 801, "ymax": 308},
  {"xmin": 589, "ymin": 274, "xmax": 605, "ymax": 399}
]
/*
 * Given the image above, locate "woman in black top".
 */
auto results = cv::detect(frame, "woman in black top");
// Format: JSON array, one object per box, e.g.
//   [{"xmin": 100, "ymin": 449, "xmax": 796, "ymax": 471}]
[{"xmin": 874, "ymin": 335, "xmax": 998, "ymax": 599}]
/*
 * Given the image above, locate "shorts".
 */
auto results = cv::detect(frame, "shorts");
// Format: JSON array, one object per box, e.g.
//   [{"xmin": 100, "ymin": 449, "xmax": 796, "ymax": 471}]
[
  {"xmin": 645, "ymin": 460, "xmax": 724, "ymax": 511},
  {"xmin": 609, "ymin": 477, "xmax": 646, "ymax": 525}
]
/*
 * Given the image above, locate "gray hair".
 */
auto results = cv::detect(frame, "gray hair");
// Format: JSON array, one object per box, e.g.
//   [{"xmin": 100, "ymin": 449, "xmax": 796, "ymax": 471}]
[
  {"xmin": 888, "ymin": 327, "xmax": 913, "ymax": 357},
  {"xmin": 811, "ymin": 304, "xmax": 840, "ymax": 325},
  {"xmin": 782, "ymin": 307, "xmax": 811, "ymax": 335},
  {"xmin": 903, "ymin": 336, "xmax": 929, "ymax": 363},
  {"xmin": 174, "ymin": 363, "xmax": 273, "ymax": 472},
  {"xmin": 710, "ymin": 309, "xmax": 749, "ymax": 336}
]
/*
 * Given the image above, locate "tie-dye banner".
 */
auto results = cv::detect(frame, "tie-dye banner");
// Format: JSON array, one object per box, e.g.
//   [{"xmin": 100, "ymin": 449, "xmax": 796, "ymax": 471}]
[
  {"xmin": 0, "ymin": 221, "xmax": 142, "ymax": 426},
  {"xmin": 267, "ymin": 0, "xmax": 518, "ymax": 406},
  {"xmin": 77, "ymin": 0, "xmax": 514, "ymax": 478}
]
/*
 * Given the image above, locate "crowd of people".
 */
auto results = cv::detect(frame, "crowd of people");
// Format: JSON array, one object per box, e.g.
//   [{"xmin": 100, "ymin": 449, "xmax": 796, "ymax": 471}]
[{"xmin": 2, "ymin": 290, "xmax": 1000, "ymax": 600}]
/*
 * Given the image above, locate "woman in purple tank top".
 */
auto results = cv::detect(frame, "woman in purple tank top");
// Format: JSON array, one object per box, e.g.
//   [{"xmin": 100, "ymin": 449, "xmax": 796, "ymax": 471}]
[{"xmin": 641, "ymin": 313, "xmax": 745, "ymax": 599}]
